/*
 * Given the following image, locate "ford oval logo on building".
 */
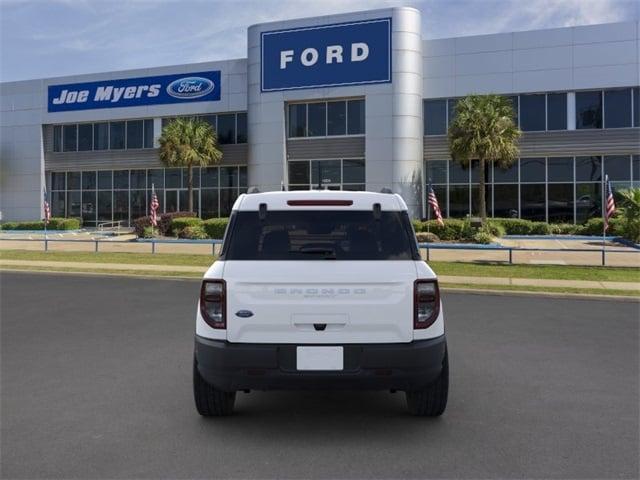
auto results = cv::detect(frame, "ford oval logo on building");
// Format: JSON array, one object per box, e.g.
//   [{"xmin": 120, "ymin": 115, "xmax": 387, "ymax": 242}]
[{"xmin": 166, "ymin": 76, "xmax": 215, "ymax": 99}]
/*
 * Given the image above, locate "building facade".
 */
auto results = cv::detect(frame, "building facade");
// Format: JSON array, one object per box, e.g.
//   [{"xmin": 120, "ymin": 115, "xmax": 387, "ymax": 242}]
[{"xmin": 1, "ymin": 7, "xmax": 638, "ymax": 225}]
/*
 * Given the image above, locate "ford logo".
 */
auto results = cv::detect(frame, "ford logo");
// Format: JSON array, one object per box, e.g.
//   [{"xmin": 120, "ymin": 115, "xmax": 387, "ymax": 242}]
[
  {"xmin": 166, "ymin": 76, "xmax": 215, "ymax": 99},
  {"xmin": 235, "ymin": 310, "xmax": 254, "ymax": 318}
]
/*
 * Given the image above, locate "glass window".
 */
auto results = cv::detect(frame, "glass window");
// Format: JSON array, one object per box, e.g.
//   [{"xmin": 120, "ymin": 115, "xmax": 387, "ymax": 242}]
[
  {"xmin": 426, "ymin": 160, "xmax": 447, "ymax": 184},
  {"xmin": 288, "ymin": 162, "xmax": 309, "ymax": 185},
  {"xmin": 520, "ymin": 184, "xmax": 546, "ymax": 221},
  {"xmin": 548, "ymin": 184, "xmax": 574, "ymax": 223},
  {"xmin": 93, "ymin": 122, "xmax": 109, "ymax": 150},
  {"xmin": 130, "ymin": 169, "xmax": 146, "ymax": 189},
  {"xmin": 143, "ymin": 119, "xmax": 154, "ymax": 148},
  {"xmin": 447, "ymin": 98, "xmax": 459, "ymax": 127},
  {"xmin": 428, "ymin": 185, "xmax": 447, "ymax": 217},
  {"xmin": 82, "ymin": 171, "xmax": 96, "ymax": 190},
  {"xmin": 548, "ymin": 157, "xmax": 573, "ymax": 182},
  {"xmin": 81, "ymin": 190, "xmax": 96, "ymax": 225},
  {"xmin": 78, "ymin": 124, "xmax": 92, "ymax": 151},
  {"xmin": 113, "ymin": 170, "xmax": 129, "ymax": 189},
  {"xmin": 224, "ymin": 211, "xmax": 417, "ymax": 261},
  {"xmin": 239, "ymin": 166, "xmax": 247, "ymax": 187},
  {"xmin": 633, "ymin": 155, "xmax": 639, "ymax": 183},
  {"xmin": 311, "ymin": 160, "xmax": 341, "ymax": 187},
  {"xmin": 202, "ymin": 167, "xmax": 219, "ymax": 188},
  {"xmin": 126, "ymin": 120, "xmax": 143, "ymax": 149},
  {"xmin": 347, "ymin": 99, "xmax": 365, "ymax": 135},
  {"xmin": 148, "ymin": 169, "xmax": 164, "ymax": 189},
  {"xmin": 424, "ymin": 99, "xmax": 447, "ymax": 135},
  {"xmin": 327, "ymin": 101, "xmax": 346, "ymax": 135},
  {"xmin": 97, "ymin": 191, "xmax": 112, "ymax": 221},
  {"xmin": 493, "ymin": 184, "xmax": 519, "ymax": 218},
  {"xmin": 53, "ymin": 125, "xmax": 62, "ymax": 152},
  {"xmin": 342, "ymin": 184, "xmax": 366, "ymax": 191},
  {"xmin": 519, "ymin": 94, "xmax": 546, "ymax": 131},
  {"xmin": 604, "ymin": 155, "xmax": 631, "ymax": 181},
  {"xmin": 201, "ymin": 189, "xmax": 219, "ymax": 219},
  {"xmin": 634, "ymin": 87, "xmax": 639, "ymax": 127},
  {"xmin": 98, "ymin": 171, "xmax": 112, "ymax": 190},
  {"xmin": 576, "ymin": 156, "xmax": 602, "ymax": 182},
  {"xmin": 217, "ymin": 114, "xmax": 236, "ymax": 144},
  {"xmin": 493, "ymin": 161, "xmax": 518, "ymax": 183},
  {"xmin": 449, "ymin": 161, "xmax": 469, "ymax": 184},
  {"xmin": 506, "ymin": 96, "xmax": 518, "ymax": 124},
  {"xmin": 63, "ymin": 124, "xmax": 77, "ymax": 152},
  {"xmin": 51, "ymin": 191, "xmax": 65, "ymax": 217},
  {"xmin": 471, "ymin": 159, "xmax": 491, "ymax": 184},
  {"xmin": 471, "ymin": 185, "xmax": 491, "ymax": 217},
  {"xmin": 343, "ymin": 159, "xmax": 365, "ymax": 184},
  {"xmin": 449, "ymin": 185, "xmax": 469, "ymax": 218},
  {"xmin": 165, "ymin": 190, "xmax": 177, "ymax": 213},
  {"xmin": 113, "ymin": 191, "xmax": 129, "ymax": 222},
  {"xmin": 67, "ymin": 172, "xmax": 81, "ymax": 190},
  {"xmin": 182, "ymin": 167, "xmax": 200, "ymax": 189},
  {"xmin": 576, "ymin": 183, "xmax": 601, "ymax": 223},
  {"xmin": 165, "ymin": 168, "xmax": 181, "ymax": 188},
  {"xmin": 547, "ymin": 93, "xmax": 567, "ymax": 130},
  {"xmin": 220, "ymin": 189, "xmax": 238, "ymax": 217},
  {"xmin": 109, "ymin": 121, "xmax": 125, "ymax": 149},
  {"xmin": 288, "ymin": 104, "xmax": 306, "ymax": 138},
  {"xmin": 520, "ymin": 158, "xmax": 545, "ymax": 183},
  {"xmin": 604, "ymin": 89, "xmax": 632, "ymax": 128},
  {"xmin": 236, "ymin": 113, "xmax": 247, "ymax": 143},
  {"xmin": 307, "ymin": 103, "xmax": 327, "ymax": 137},
  {"xmin": 201, "ymin": 115, "xmax": 216, "ymax": 130},
  {"xmin": 51, "ymin": 172, "xmax": 65, "ymax": 190},
  {"xmin": 130, "ymin": 190, "xmax": 146, "ymax": 220},
  {"xmin": 67, "ymin": 191, "xmax": 81, "ymax": 217},
  {"xmin": 179, "ymin": 190, "xmax": 199, "ymax": 213},
  {"xmin": 576, "ymin": 91, "xmax": 602, "ymax": 129},
  {"xmin": 220, "ymin": 166, "xmax": 239, "ymax": 188}
]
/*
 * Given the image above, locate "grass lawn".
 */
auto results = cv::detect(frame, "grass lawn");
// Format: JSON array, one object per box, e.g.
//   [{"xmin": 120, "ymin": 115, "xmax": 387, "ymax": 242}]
[{"xmin": 1, "ymin": 249, "xmax": 639, "ymax": 283}]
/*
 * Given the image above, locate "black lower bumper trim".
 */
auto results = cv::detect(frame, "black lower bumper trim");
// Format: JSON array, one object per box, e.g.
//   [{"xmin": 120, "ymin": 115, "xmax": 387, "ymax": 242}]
[{"xmin": 194, "ymin": 335, "xmax": 447, "ymax": 392}]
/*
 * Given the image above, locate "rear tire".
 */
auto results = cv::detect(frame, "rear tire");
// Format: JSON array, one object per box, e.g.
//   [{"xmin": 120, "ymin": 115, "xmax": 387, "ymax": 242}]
[
  {"xmin": 193, "ymin": 358, "xmax": 236, "ymax": 416},
  {"xmin": 405, "ymin": 348, "xmax": 449, "ymax": 417}
]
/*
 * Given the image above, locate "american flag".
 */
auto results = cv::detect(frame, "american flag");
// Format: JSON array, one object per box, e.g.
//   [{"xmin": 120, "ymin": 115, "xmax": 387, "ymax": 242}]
[
  {"xmin": 43, "ymin": 188, "xmax": 51, "ymax": 224},
  {"xmin": 150, "ymin": 186, "xmax": 160, "ymax": 227},
  {"xmin": 427, "ymin": 183, "xmax": 444, "ymax": 226},
  {"xmin": 604, "ymin": 174, "xmax": 616, "ymax": 231}
]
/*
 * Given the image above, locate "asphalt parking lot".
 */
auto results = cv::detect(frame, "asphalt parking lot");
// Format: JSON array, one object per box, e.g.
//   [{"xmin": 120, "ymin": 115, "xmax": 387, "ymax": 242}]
[{"xmin": 1, "ymin": 272, "xmax": 638, "ymax": 479}]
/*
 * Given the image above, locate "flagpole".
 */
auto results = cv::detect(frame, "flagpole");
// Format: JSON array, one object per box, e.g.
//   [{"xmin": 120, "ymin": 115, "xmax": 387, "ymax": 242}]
[
  {"xmin": 602, "ymin": 175, "xmax": 606, "ymax": 266},
  {"xmin": 426, "ymin": 179, "xmax": 431, "ymax": 234},
  {"xmin": 151, "ymin": 183, "xmax": 155, "ymax": 238},
  {"xmin": 43, "ymin": 187, "xmax": 48, "ymax": 249}
]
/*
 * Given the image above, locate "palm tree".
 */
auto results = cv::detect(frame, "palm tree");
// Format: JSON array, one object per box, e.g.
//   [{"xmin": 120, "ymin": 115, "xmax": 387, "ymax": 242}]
[
  {"xmin": 616, "ymin": 187, "xmax": 640, "ymax": 242},
  {"xmin": 448, "ymin": 94, "xmax": 521, "ymax": 221},
  {"xmin": 158, "ymin": 117, "xmax": 222, "ymax": 213}
]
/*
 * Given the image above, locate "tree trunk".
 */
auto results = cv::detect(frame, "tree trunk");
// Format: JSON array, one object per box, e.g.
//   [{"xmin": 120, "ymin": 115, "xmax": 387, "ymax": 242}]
[
  {"xmin": 479, "ymin": 157, "xmax": 487, "ymax": 222},
  {"xmin": 187, "ymin": 164, "xmax": 194, "ymax": 213}
]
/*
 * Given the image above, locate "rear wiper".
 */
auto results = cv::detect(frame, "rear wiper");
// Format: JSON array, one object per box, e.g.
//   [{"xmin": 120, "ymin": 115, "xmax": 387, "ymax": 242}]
[{"xmin": 294, "ymin": 247, "xmax": 337, "ymax": 259}]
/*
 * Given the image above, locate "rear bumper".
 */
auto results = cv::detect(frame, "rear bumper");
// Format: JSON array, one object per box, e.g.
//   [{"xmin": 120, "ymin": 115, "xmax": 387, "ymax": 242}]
[{"xmin": 194, "ymin": 335, "xmax": 447, "ymax": 392}]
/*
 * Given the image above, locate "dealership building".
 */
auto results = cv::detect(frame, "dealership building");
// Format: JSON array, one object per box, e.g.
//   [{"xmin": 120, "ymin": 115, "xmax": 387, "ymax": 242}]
[{"xmin": 1, "ymin": 7, "xmax": 638, "ymax": 225}]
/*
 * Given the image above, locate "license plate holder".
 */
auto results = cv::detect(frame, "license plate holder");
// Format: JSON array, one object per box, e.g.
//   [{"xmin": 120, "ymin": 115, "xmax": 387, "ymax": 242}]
[{"xmin": 296, "ymin": 346, "xmax": 344, "ymax": 371}]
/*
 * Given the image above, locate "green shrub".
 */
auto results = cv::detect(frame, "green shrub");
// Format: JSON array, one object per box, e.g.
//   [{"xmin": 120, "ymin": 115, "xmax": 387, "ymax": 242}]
[
  {"xmin": 415, "ymin": 231, "xmax": 440, "ymax": 243},
  {"xmin": 179, "ymin": 225, "xmax": 208, "ymax": 240},
  {"xmin": 412, "ymin": 219, "xmax": 424, "ymax": 233},
  {"xmin": 9, "ymin": 221, "xmax": 45, "ymax": 230},
  {"xmin": 577, "ymin": 217, "xmax": 622, "ymax": 236},
  {"xmin": 171, "ymin": 217, "xmax": 203, "ymax": 237},
  {"xmin": 48, "ymin": 217, "xmax": 81, "ymax": 230},
  {"xmin": 142, "ymin": 226, "xmax": 155, "ymax": 239},
  {"xmin": 414, "ymin": 219, "xmax": 466, "ymax": 241},
  {"xmin": 0, "ymin": 222, "xmax": 18, "ymax": 230},
  {"xmin": 202, "ymin": 218, "xmax": 229, "ymax": 239},
  {"xmin": 159, "ymin": 211, "xmax": 197, "ymax": 236},
  {"xmin": 133, "ymin": 216, "xmax": 153, "ymax": 237},
  {"xmin": 473, "ymin": 231, "xmax": 494, "ymax": 244},
  {"xmin": 549, "ymin": 223, "xmax": 579, "ymax": 235},
  {"xmin": 482, "ymin": 221, "xmax": 506, "ymax": 237}
]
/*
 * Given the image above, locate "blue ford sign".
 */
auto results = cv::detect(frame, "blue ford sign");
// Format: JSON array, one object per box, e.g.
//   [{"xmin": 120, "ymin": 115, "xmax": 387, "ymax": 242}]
[
  {"xmin": 48, "ymin": 71, "xmax": 221, "ymax": 112},
  {"xmin": 261, "ymin": 18, "xmax": 391, "ymax": 92}
]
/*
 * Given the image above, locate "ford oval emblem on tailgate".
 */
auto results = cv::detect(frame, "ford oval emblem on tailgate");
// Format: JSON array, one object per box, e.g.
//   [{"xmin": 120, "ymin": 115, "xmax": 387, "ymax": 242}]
[{"xmin": 235, "ymin": 310, "xmax": 254, "ymax": 318}]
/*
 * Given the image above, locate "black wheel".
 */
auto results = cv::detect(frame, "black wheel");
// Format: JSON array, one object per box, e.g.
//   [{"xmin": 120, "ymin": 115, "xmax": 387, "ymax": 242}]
[
  {"xmin": 193, "ymin": 358, "xmax": 236, "ymax": 416},
  {"xmin": 405, "ymin": 348, "xmax": 449, "ymax": 417}
]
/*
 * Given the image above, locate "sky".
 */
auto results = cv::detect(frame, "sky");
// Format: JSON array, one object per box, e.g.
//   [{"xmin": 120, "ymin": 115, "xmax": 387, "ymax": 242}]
[{"xmin": 1, "ymin": 0, "xmax": 638, "ymax": 82}]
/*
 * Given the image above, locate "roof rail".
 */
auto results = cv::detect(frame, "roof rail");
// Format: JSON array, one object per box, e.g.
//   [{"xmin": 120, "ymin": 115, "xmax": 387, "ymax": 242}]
[
  {"xmin": 248, "ymin": 187, "xmax": 260, "ymax": 194},
  {"xmin": 380, "ymin": 188, "xmax": 393, "ymax": 194}
]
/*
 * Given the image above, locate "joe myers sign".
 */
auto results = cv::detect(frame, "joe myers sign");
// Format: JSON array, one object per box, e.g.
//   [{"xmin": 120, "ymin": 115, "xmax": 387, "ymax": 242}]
[{"xmin": 261, "ymin": 18, "xmax": 391, "ymax": 92}]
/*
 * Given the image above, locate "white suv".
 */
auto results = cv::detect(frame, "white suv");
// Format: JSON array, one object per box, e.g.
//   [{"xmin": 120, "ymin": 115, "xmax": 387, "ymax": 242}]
[{"xmin": 193, "ymin": 190, "xmax": 448, "ymax": 416}]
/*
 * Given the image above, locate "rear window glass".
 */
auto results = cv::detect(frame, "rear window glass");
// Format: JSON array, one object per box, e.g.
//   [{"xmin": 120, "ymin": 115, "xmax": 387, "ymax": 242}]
[{"xmin": 223, "ymin": 210, "xmax": 418, "ymax": 260}]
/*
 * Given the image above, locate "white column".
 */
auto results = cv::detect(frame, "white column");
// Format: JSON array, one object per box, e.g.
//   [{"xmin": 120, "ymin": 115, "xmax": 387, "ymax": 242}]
[{"xmin": 567, "ymin": 92, "xmax": 576, "ymax": 130}]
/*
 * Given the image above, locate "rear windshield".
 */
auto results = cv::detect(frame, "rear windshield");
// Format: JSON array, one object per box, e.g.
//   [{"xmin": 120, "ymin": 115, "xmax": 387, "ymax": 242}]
[{"xmin": 222, "ymin": 210, "xmax": 419, "ymax": 260}]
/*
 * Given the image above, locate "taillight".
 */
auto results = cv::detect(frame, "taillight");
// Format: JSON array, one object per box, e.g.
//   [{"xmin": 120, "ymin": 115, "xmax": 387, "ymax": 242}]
[
  {"xmin": 200, "ymin": 279, "xmax": 226, "ymax": 329},
  {"xmin": 414, "ymin": 279, "xmax": 440, "ymax": 329}
]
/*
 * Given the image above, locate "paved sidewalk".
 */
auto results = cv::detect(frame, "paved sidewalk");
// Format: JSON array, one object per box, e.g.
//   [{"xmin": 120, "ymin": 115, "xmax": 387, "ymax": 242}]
[{"xmin": 1, "ymin": 259, "xmax": 638, "ymax": 292}]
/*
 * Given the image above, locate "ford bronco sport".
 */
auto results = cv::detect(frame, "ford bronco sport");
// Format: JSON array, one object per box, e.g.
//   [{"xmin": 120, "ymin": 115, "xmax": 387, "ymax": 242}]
[{"xmin": 194, "ymin": 190, "xmax": 448, "ymax": 416}]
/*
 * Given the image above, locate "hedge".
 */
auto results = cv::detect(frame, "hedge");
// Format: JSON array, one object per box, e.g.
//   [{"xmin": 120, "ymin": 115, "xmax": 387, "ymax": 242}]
[
  {"xmin": 159, "ymin": 211, "xmax": 196, "ymax": 236},
  {"xmin": 203, "ymin": 218, "xmax": 229, "ymax": 239},
  {"xmin": 171, "ymin": 217, "xmax": 203, "ymax": 237},
  {"xmin": 489, "ymin": 218, "xmax": 551, "ymax": 235},
  {"xmin": 133, "ymin": 216, "xmax": 153, "ymax": 237},
  {"xmin": 179, "ymin": 225, "xmax": 208, "ymax": 239},
  {"xmin": 0, "ymin": 217, "xmax": 80, "ymax": 230}
]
